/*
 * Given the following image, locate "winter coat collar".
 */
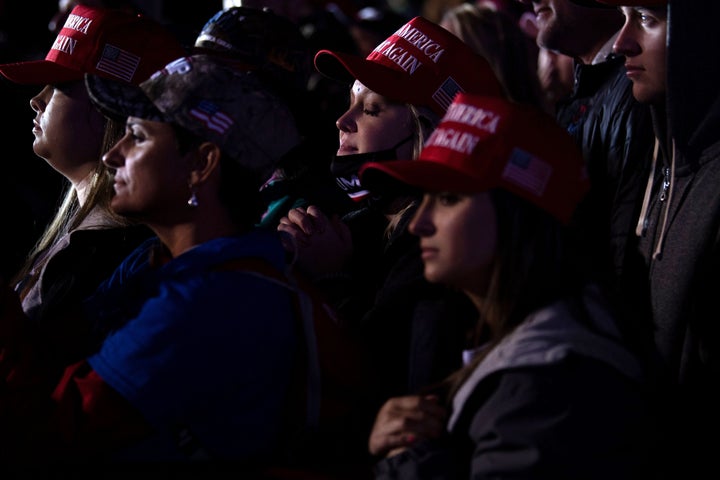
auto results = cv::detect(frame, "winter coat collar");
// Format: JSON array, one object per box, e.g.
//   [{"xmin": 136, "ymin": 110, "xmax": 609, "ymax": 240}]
[{"xmin": 448, "ymin": 285, "xmax": 643, "ymax": 430}]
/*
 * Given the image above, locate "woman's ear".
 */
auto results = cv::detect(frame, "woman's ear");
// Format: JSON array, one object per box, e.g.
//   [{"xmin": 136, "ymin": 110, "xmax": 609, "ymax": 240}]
[{"xmin": 189, "ymin": 141, "xmax": 222, "ymax": 184}]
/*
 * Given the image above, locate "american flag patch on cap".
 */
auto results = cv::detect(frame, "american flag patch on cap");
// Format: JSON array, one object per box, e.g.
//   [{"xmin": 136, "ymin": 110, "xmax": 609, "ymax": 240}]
[
  {"xmin": 189, "ymin": 100, "xmax": 234, "ymax": 135},
  {"xmin": 432, "ymin": 77, "xmax": 463, "ymax": 113},
  {"xmin": 96, "ymin": 44, "xmax": 140, "ymax": 82},
  {"xmin": 501, "ymin": 148, "xmax": 552, "ymax": 197}
]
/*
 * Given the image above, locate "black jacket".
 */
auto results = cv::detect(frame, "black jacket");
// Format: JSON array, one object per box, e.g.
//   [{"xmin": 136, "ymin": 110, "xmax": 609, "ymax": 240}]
[
  {"xmin": 375, "ymin": 288, "xmax": 657, "ymax": 479},
  {"xmin": 318, "ymin": 204, "xmax": 476, "ymax": 405},
  {"xmin": 557, "ymin": 54, "xmax": 655, "ymax": 291},
  {"xmin": 20, "ymin": 224, "xmax": 152, "ymax": 364}
]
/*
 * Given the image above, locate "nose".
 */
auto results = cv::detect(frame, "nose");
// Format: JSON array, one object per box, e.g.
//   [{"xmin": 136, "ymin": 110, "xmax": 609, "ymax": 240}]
[
  {"xmin": 29, "ymin": 85, "xmax": 52, "ymax": 113},
  {"xmin": 29, "ymin": 96, "xmax": 41, "ymax": 114},
  {"xmin": 409, "ymin": 196, "xmax": 434, "ymax": 237},
  {"xmin": 102, "ymin": 137, "xmax": 125, "ymax": 169},
  {"xmin": 335, "ymin": 108, "xmax": 357, "ymax": 133},
  {"xmin": 613, "ymin": 22, "xmax": 641, "ymax": 57}
]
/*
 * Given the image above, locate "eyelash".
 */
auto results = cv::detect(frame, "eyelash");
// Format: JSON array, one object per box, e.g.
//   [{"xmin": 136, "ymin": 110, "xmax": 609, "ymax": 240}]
[
  {"xmin": 126, "ymin": 127, "xmax": 144, "ymax": 142},
  {"xmin": 634, "ymin": 9, "xmax": 658, "ymax": 26},
  {"xmin": 437, "ymin": 192, "xmax": 461, "ymax": 206},
  {"xmin": 362, "ymin": 108, "xmax": 380, "ymax": 117}
]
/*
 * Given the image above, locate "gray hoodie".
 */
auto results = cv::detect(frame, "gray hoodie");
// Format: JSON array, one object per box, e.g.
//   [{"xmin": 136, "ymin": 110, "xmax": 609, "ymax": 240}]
[{"xmin": 376, "ymin": 285, "xmax": 654, "ymax": 479}]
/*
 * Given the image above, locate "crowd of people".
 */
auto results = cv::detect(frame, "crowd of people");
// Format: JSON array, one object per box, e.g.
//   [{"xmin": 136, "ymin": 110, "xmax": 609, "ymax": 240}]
[{"xmin": 0, "ymin": 0, "xmax": 715, "ymax": 479}]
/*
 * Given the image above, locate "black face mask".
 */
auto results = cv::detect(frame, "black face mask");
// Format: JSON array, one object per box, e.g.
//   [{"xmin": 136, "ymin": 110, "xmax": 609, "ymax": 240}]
[{"xmin": 330, "ymin": 134, "xmax": 414, "ymax": 202}]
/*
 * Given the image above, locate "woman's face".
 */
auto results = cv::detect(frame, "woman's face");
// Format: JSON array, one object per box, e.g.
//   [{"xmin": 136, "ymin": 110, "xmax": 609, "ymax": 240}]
[
  {"xmin": 613, "ymin": 7, "xmax": 667, "ymax": 105},
  {"xmin": 409, "ymin": 191, "xmax": 497, "ymax": 295},
  {"xmin": 335, "ymin": 80, "xmax": 415, "ymax": 159},
  {"xmin": 29, "ymin": 81, "xmax": 105, "ymax": 181},
  {"xmin": 102, "ymin": 116, "xmax": 191, "ymax": 223}
]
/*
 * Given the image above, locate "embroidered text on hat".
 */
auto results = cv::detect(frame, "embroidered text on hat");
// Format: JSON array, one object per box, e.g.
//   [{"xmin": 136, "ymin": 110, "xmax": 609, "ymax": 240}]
[
  {"xmin": 0, "ymin": 5, "xmax": 186, "ymax": 86},
  {"xmin": 314, "ymin": 16, "xmax": 503, "ymax": 116},
  {"xmin": 359, "ymin": 94, "xmax": 589, "ymax": 224}
]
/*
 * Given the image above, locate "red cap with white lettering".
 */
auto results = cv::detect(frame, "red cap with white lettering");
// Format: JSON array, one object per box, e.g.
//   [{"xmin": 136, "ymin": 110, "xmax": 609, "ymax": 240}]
[
  {"xmin": 359, "ymin": 94, "xmax": 589, "ymax": 224},
  {"xmin": 0, "ymin": 5, "xmax": 186, "ymax": 85},
  {"xmin": 314, "ymin": 16, "xmax": 503, "ymax": 116}
]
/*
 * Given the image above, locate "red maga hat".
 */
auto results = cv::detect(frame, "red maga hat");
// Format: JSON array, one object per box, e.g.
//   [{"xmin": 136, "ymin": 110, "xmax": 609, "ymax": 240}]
[
  {"xmin": 360, "ymin": 94, "xmax": 590, "ymax": 224},
  {"xmin": 0, "ymin": 5, "xmax": 186, "ymax": 86},
  {"xmin": 314, "ymin": 16, "xmax": 503, "ymax": 116}
]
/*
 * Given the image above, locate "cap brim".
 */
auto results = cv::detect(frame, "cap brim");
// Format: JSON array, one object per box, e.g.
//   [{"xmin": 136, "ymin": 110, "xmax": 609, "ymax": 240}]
[
  {"xmin": 314, "ymin": 49, "xmax": 426, "ymax": 105},
  {"xmin": 360, "ymin": 160, "xmax": 489, "ymax": 194},
  {"xmin": 85, "ymin": 74, "xmax": 163, "ymax": 122},
  {"xmin": 0, "ymin": 59, "xmax": 84, "ymax": 85}
]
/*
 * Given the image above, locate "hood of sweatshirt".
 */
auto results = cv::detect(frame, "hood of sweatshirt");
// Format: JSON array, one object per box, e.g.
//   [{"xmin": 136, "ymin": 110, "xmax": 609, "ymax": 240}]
[
  {"xmin": 667, "ymin": 1, "xmax": 720, "ymax": 159},
  {"xmin": 634, "ymin": 1, "xmax": 720, "ymax": 259},
  {"xmin": 448, "ymin": 285, "xmax": 644, "ymax": 430}
]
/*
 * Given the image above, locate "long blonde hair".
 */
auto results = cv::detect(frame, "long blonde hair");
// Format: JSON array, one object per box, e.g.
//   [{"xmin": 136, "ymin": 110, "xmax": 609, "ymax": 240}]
[
  {"xmin": 383, "ymin": 104, "xmax": 440, "ymax": 238},
  {"xmin": 12, "ymin": 117, "xmax": 134, "ymax": 298},
  {"xmin": 440, "ymin": 3, "xmax": 544, "ymax": 108}
]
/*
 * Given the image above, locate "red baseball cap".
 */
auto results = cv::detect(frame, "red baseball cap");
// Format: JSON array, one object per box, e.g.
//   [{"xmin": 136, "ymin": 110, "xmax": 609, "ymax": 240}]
[
  {"xmin": 314, "ymin": 16, "xmax": 503, "ymax": 116},
  {"xmin": 0, "ymin": 5, "xmax": 186, "ymax": 86},
  {"xmin": 359, "ymin": 94, "xmax": 589, "ymax": 224}
]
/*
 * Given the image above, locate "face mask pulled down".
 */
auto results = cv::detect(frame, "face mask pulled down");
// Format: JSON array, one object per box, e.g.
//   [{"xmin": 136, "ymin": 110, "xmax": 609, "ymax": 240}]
[{"xmin": 331, "ymin": 134, "xmax": 413, "ymax": 202}]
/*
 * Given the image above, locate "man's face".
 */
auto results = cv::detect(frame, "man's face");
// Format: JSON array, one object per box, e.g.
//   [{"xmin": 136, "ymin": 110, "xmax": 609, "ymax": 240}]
[
  {"xmin": 520, "ymin": 0, "xmax": 622, "ymax": 60},
  {"xmin": 613, "ymin": 7, "xmax": 668, "ymax": 104}
]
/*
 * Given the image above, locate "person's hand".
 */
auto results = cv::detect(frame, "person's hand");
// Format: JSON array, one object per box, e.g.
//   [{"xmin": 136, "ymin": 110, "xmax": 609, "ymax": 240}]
[
  {"xmin": 277, "ymin": 205, "xmax": 353, "ymax": 278},
  {"xmin": 368, "ymin": 394, "xmax": 447, "ymax": 458}
]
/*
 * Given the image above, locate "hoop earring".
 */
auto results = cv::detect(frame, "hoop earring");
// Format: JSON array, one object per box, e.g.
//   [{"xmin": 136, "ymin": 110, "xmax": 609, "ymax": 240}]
[{"xmin": 187, "ymin": 185, "xmax": 199, "ymax": 207}]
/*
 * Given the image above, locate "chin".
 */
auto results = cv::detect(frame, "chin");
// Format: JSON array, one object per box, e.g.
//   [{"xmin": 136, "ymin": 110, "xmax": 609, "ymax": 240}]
[
  {"xmin": 633, "ymin": 85, "xmax": 665, "ymax": 105},
  {"xmin": 423, "ymin": 267, "xmax": 447, "ymax": 285},
  {"xmin": 110, "ymin": 202, "xmax": 138, "ymax": 218}
]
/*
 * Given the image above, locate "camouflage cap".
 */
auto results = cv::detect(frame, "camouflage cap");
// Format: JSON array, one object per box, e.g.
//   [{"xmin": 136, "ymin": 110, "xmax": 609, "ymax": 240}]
[
  {"xmin": 86, "ymin": 54, "xmax": 301, "ymax": 179},
  {"xmin": 193, "ymin": 7, "xmax": 312, "ymax": 94}
]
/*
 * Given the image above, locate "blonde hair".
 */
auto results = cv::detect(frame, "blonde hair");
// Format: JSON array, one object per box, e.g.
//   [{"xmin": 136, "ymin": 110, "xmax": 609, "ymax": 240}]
[
  {"xmin": 440, "ymin": 3, "xmax": 544, "ymax": 107},
  {"xmin": 13, "ymin": 117, "xmax": 135, "ymax": 298},
  {"xmin": 409, "ymin": 104, "xmax": 439, "ymax": 157},
  {"xmin": 383, "ymin": 103, "xmax": 440, "ymax": 238}
]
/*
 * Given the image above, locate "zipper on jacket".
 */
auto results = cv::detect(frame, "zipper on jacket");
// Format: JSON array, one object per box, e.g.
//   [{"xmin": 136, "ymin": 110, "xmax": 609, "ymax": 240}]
[
  {"xmin": 658, "ymin": 166, "xmax": 671, "ymax": 202},
  {"xmin": 635, "ymin": 139, "xmax": 660, "ymax": 237},
  {"xmin": 652, "ymin": 141, "xmax": 676, "ymax": 260}
]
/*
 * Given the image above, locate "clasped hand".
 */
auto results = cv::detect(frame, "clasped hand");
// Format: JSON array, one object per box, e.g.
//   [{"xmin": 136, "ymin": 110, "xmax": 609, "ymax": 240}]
[
  {"xmin": 277, "ymin": 205, "xmax": 353, "ymax": 279},
  {"xmin": 368, "ymin": 394, "xmax": 448, "ymax": 458}
]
